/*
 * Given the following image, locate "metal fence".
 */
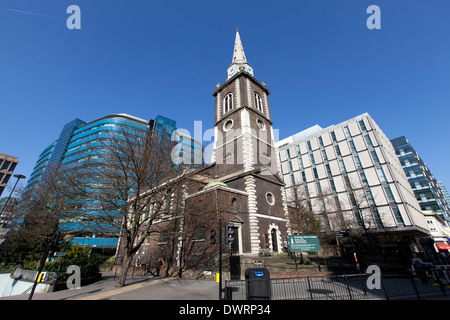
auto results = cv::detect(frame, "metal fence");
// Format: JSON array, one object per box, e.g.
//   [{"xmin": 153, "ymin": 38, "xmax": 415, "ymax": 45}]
[{"xmin": 224, "ymin": 270, "xmax": 450, "ymax": 300}]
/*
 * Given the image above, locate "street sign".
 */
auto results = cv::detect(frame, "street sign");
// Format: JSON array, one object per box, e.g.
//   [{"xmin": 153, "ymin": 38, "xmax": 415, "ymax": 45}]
[
  {"xmin": 335, "ymin": 231, "xmax": 349, "ymax": 238},
  {"xmin": 288, "ymin": 235, "xmax": 321, "ymax": 252},
  {"xmin": 54, "ymin": 252, "xmax": 66, "ymax": 257}
]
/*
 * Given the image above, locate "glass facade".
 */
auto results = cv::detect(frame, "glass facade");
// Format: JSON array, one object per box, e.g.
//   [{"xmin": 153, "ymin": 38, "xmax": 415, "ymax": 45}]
[
  {"xmin": 391, "ymin": 136, "xmax": 450, "ymax": 223},
  {"xmin": 0, "ymin": 153, "xmax": 19, "ymax": 196},
  {"xmin": 24, "ymin": 113, "xmax": 201, "ymax": 243}
]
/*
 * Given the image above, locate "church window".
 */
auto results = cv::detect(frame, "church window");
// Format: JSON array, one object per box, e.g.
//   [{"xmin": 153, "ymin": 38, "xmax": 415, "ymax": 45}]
[
  {"xmin": 223, "ymin": 119, "xmax": 234, "ymax": 132},
  {"xmin": 231, "ymin": 198, "xmax": 237, "ymax": 212},
  {"xmin": 266, "ymin": 192, "xmax": 275, "ymax": 205},
  {"xmin": 256, "ymin": 119, "xmax": 266, "ymax": 131},
  {"xmin": 224, "ymin": 93, "xmax": 233, "ymax": 113},
  {"xmin": 254, "ymin": 92, "xmax": 263, "ymax": 113}
]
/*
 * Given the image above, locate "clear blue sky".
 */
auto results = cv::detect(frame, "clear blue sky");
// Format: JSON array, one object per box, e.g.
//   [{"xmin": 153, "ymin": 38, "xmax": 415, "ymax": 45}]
[{"xmin": 1, "ymin": 0, "xmax": 449, "ymax": 192}]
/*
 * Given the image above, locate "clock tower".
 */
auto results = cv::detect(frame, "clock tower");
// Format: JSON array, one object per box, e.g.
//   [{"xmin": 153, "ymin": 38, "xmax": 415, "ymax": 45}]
[{"xmin": 211, "ymin": 29, "xmax": 290, "ymax": 255}]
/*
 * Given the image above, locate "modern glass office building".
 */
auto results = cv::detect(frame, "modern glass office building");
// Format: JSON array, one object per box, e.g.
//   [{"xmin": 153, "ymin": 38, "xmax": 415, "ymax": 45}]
[
  {"xmin": 25, "ymin": 113, "xmax": 202, "ymax": 250},
  {"xmin": 276, "ymin": 113, "xmax": 430, "ymax": 237},
  {"xmin": 391, "ymin": 136, "xmax": 450, "ymax": 224}
]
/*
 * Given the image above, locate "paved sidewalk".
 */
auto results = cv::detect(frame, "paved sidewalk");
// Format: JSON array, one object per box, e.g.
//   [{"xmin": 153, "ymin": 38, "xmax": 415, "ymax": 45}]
[{"xmin": 0, "ymin": 273, "xmax": 219, "ymax": 300}]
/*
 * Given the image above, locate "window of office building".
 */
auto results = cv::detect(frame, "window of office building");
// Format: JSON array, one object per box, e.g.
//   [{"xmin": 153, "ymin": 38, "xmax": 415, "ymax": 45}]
[
  {"xmin": 316, "ymin": 182, "xmax": 322, "ymax": 195},
  {"xmin": 339, "ymin": 160, "xmax": 346, "ymax": 173},
  {"xmin": 298, "ymin": 157, "xmax": 304, "ymax": 169},
  {"xmin": 360, "ymin": 172, "xmax": 368, "ymax": 186},
  {"xmin": 330, "ymin": 131, "xmax": 337, "ymax": 142},
  {"xmin": 354, "ymin": 155, "xmax": 362, "ymax": 169},
  {"xmin": 335, "ymin": 145, "xmax": 342, "ymax": 157},
  {"xmin": 392, "ymin": 207, "xmax": 404, "ymax": 225},
  {"xmin": 359, "ymin": 119, "xmax": 367, "ymax": 131},
  {"xmin": 319, "ymin": 199, "xmax": 326, "ymax": 212},
  {"xmin": 343, "ymin": 126, "xmax": 351, "ymax": 138},
  {"xmin": 364, "ymin": 134, "xmax": 373, "ymax": 148},
  {"xmin": 330, "ymin": 179, "xmax": 337, "ymax": 192},
  {"xmin": 325, "ymin": 164, "xmax": 332, "ymax": 176},
  {"xmin": 376, "ymin": 167, "xmax": 387, "ymax": 183},
  {"xmin": 384, "ymin": 186, "xmax": 395, "ymax": 202},
  {"xmin": 349, "ymin": 140, "xmax": 356, "ymax": 152},
  {"xmin": 371, "ymin": 150, "xmax": 380, "ymax": 164},
  {"xmin": 344, "ymin": 176, "xmax": 352, "ymax": 190},
  {"xmin": 307, "ymin": 141, "xmax": 312, "ymax": 151},
  {"xmin": 318, "ymin": 136, "xmax": 324, "ymax": 147},
  {"xmin": 322, "ymin": 149, "xmax": 328, "ymax": 161},
  {"xmin": 366, "ymin": 190, "xmax": 375, "ymax": 206}
]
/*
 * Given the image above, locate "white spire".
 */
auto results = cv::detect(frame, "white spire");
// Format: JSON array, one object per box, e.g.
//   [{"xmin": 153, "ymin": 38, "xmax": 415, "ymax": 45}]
[
  {"xmin": 227, "ymin": 28, "xmax": 254, "ymax": 79},
  {"xmin": 232, "ymin": 27, "xmax": 247, "ymax": 64}
]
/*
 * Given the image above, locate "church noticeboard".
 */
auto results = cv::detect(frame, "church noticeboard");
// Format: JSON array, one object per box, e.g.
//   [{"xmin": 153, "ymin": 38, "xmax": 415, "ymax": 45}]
[{"xmin": 288, "ymin": 235, "xmax": 321, "ymax": 252}]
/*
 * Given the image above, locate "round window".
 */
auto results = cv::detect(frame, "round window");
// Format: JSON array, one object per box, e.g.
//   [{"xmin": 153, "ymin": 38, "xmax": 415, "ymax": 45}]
[
  {"xmin": 266, "ymin": 192, "xmax": 275, "ymax": 205},
  {"xmin": 256, "ymin": 119, "xmax": 266, "ymax": 131},
  {"xmin": 223, "ymin": 119, "xmax": 234, "ymax": 132}
]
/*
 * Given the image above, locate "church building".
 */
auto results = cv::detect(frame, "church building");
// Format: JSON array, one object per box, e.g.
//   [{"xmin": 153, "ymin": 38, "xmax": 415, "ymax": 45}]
[{"xmin": 133, "ymin": 29, "xmax": 291, "ymax": 272}]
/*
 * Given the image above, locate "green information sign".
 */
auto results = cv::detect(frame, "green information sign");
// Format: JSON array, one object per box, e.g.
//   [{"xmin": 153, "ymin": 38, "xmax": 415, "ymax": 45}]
[{"xmin": 288, "ymin": 235, "xmax": 321, "ymax": 252}]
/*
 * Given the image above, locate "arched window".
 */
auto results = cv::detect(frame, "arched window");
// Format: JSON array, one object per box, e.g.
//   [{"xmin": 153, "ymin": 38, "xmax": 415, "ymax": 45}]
[
  {"xmin": 223, "ymin": 93, "xmax": 233, "ymax": 114},
  {"xmin": 254, "ymin": 92, "xmax": 263, "ymax": 113},
  {"xmin": 231, "ymin": 198, "xmax": 237, "ymax": 212}
]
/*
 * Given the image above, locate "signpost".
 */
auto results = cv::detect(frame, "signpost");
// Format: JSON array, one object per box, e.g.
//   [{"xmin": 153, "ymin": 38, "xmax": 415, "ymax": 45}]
[
  {"xmin": 288, "ymin": 235, "xmax": 321, "ymax": 271},
  {"xmin": 288, "ymin": 235, "xmax": 321, "ymax": 252}
]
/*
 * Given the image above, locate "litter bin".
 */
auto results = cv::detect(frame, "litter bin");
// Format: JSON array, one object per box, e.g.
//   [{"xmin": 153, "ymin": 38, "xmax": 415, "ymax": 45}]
[{"xmin": 245, "ymin": 268, "xmax": 271, "ymax": 300}]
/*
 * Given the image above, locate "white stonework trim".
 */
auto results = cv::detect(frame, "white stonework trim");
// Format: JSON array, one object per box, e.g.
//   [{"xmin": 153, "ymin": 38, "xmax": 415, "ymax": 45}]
[
  {"xmin": 253, "ymin": 213, "xmax": 288, "ymax": 222},
  {"xmin": 280, "ymin": 186, "xmax": 292, "ymax": 234},
  {"xmin": 245, "ymin": 175, "xmax": 260, "ymax": 254},
  {"xmin": 241, "ymin": 108, "xmax": 250, "ymax": 128},
  {"xmin": 243, "ymin": 133, "xmax": 254, "ymax": 172},
  {"xmin": 235, "ymin": 79, "xmax": 241, "ymax": 109},
  {"xmin": 246, "ymin": 78, "xmax": 252, "ymax": 109},
  {"xmin": 217, "ymin": 92, "xmax": 222, "ymax": 122},
  {"xmin": 263, "ymin": 92, "xmax": 270, "ymax": 120},
  {"xmin": 176, "ymin": 185, "xmax": 189, "ymax": 267}
]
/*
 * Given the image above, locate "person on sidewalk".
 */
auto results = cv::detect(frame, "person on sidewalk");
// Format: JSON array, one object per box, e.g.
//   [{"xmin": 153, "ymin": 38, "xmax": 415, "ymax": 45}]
[{"xmin": 412, "ymin": 253, "xmax": 429, "ymax": 285}]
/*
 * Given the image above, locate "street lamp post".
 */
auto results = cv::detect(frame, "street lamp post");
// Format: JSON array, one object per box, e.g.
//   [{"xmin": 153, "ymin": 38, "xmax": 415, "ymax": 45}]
[{"xmin": 0, "ymin": 174, "xmax": 26, "ymax": 216}]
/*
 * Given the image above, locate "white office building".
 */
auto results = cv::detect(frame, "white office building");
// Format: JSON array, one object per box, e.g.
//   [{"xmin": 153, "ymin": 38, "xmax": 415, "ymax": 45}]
[{"xmin": 276, "ymin": 113, "xmax": 430, "ymax": 237}]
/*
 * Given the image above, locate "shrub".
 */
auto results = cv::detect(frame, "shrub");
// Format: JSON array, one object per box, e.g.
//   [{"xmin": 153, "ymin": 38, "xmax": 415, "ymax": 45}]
[{"xmin": 45, "ymin": 245, "xmax": 105, "ymax": 282}]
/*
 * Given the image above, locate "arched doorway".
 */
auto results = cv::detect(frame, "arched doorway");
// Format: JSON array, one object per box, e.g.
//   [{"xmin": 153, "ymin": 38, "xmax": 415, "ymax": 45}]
[{"xmin": 271, "ymin": 229, "xmax": 278, "ymax": 253}]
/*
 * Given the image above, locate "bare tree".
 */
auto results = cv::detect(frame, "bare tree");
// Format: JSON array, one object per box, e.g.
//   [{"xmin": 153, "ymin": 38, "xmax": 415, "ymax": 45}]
[
  {"xmin": 76, "ymin": 123, "xmax": 190, "ymax": 287},
  {"xmin": 0, "ymin": 164, "xmax": 87, "ymax": 266},
  {"xmin": 287, "ymin": 185, "xmax": 321, "ymax": 235}
]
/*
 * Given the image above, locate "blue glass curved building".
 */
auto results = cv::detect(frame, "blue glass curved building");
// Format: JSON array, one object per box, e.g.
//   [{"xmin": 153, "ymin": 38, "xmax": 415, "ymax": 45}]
[{"xmin": 24, "ymin": 113, "xmax": 201, "ymax": 251}]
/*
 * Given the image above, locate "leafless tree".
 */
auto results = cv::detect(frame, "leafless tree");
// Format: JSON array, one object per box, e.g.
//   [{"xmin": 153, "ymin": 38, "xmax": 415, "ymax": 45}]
[
  {"xmin": 75, "ymin": 123, "xmax": 191, "ymax": 287},
  {"xmin": 0, "ymin": 164, "xmax": 87, "ymax": 266},
  {"xmin": 286, "ymin": 185, "xmax": 321, "ymax": 235}
]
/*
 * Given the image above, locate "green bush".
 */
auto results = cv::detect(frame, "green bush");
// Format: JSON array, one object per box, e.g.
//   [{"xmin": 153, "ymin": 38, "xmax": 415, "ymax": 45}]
[{"xmin": 45, "ymin": 245, "xmax": 105, "ymax": 282}]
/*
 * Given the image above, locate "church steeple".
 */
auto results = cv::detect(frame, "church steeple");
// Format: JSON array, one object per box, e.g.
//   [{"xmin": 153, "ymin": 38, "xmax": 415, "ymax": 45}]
[{"xmin": 227, "ymin": 28, "xmax": 254, "ymax": 79}]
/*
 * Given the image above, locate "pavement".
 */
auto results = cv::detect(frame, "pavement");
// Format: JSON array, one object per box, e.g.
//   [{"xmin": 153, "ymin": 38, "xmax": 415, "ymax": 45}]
[
  {"xmin": 0, "ymin": 272, "xmax": 219, "ymax": 300},
  {"xmin": 0, "ymin": 271, "xmax": 449, "ymax": 301}
]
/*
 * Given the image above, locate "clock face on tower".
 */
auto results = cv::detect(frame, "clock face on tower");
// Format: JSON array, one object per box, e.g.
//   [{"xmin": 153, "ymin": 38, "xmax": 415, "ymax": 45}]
[{"xmin": 228, "ymin": 66, "xmax": 236, "ymax": 76}]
